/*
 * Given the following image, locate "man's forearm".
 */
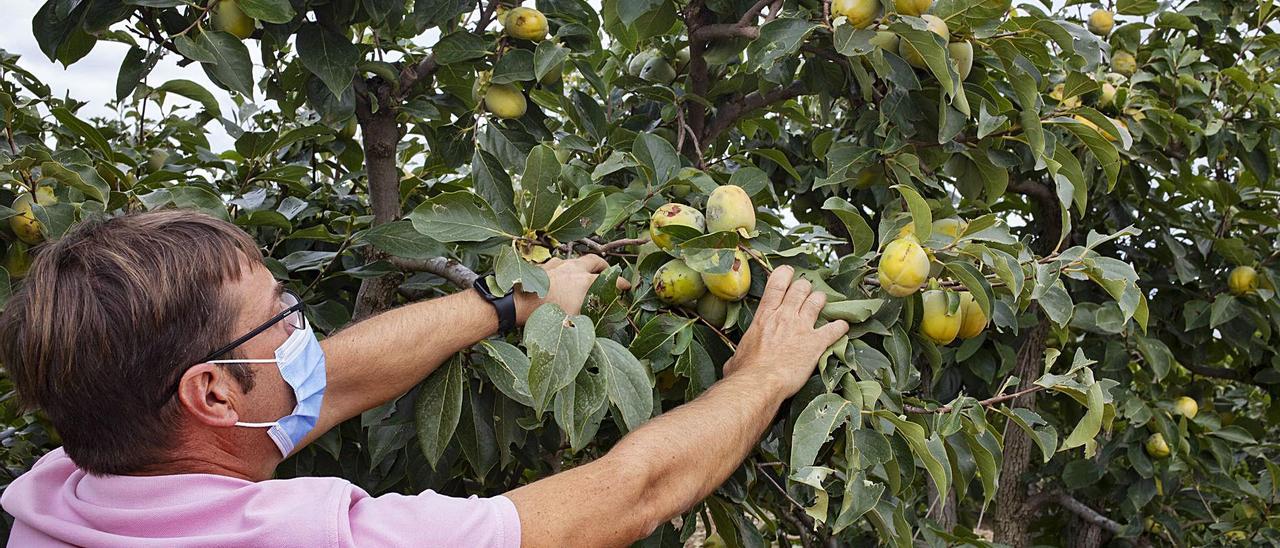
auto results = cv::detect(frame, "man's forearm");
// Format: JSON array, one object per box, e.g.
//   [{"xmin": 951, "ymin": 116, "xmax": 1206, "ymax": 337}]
[
  {"xmin": 508, "ymin": 366, "xmax": 788, "ymax": 546},
  {"xmin": 612, "ymin": 366, "xmax": 787, "ymax": 524},
  {"xmin": 307, "ymin": 289, "xmax": 499, "ymax": 443}
]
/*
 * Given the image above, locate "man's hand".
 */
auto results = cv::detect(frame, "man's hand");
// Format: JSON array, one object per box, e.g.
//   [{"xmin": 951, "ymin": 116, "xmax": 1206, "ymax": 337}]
[
  {"xmin": 724, "ymin": 265, "xmax": 849, "ymax": 396},
  {"xmin": 515, "ymin": 255, "xmax": 632, "ymax": 324}
]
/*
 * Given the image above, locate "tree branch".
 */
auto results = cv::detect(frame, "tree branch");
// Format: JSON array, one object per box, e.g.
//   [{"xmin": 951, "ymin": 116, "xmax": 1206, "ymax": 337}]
[
  {"xmin": 691, "ymin": 24, "xmax": 760, "ymax": 41},
  {"xmin": 389, "ymin": 257, "xmax": 480, "ymax": 288},
  {"xmin": 904, "ymin": 385, "xmax": 1044, "ymax": 414},
  {"xmin": 739, "ymin": 0, "xmax": 774, "ymax": 25},
  {"xmin": 1030, "ymin": 491, "xmax": 1148, "ymax": 545},
  {"xmin": 702, "ymin": 81, "xmax": 807, "ymax": 145}
]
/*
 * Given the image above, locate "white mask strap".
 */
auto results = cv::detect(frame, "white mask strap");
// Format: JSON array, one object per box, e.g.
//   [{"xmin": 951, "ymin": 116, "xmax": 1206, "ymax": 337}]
[
  {"xmin": 235, "ymin": 421, "xmax": 280, "ymax": 428},
  {"xmin": 209, "ymin": 359, "xmax": 279, "ymax": 364}
]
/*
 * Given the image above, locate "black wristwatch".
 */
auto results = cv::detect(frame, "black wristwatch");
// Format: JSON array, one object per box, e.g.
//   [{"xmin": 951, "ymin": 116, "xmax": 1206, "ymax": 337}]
[{"xmin": 473, "ymin": 276, "xmax": 518, "ymax": 336}]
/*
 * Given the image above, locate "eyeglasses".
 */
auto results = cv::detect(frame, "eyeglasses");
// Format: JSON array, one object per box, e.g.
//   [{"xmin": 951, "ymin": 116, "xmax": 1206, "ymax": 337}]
[{"xmin": 162, "ymin": 289, "xmax": 306, "ymax": 402}]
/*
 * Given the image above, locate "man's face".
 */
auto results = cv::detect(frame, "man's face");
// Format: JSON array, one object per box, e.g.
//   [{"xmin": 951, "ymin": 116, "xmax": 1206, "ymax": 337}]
[{"xmin": 225, "ymin": 262, "xmax": 297, "ymax": 426}]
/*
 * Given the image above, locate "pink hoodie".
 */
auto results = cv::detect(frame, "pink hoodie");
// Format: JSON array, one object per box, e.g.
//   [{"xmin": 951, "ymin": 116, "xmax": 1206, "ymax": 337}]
[{"xmin": 2, "ymin": 448, "xmax": 521, "ymax": 547}]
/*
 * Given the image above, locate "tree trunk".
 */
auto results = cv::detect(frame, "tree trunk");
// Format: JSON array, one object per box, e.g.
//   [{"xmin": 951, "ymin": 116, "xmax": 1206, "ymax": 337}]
[
  {"xmin": 352, "ymin": 79, "xmax": 406, "ymax": 321},
  {"xmin": 991, "ymin": 315, "xmax": 1048, "ymax": 546},
  {"xmin": 1066, "ymin": 514, "xmax": 1106, "ymax": 548}
]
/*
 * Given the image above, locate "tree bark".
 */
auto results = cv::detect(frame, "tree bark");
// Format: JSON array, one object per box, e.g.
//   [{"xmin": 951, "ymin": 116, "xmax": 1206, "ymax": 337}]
[
  {"xmin": 991, "ymin": 315, "xmax": 1048, "ymax": 546},
  {"xmin": 352, "ymin": 79, "xmax": 405, "ymax": 321}
]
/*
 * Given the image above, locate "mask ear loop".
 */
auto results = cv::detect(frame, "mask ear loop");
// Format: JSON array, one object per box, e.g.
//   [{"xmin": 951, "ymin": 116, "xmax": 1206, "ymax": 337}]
[{"xmin": 207, "ymin": 359, "xmax": 285, "ymax": 429}]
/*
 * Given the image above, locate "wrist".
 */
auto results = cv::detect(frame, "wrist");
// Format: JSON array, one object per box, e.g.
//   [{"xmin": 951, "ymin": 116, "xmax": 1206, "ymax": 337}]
[{"xmin": 514, "ymin": 289, "xmax": 540, "ymax": 325}]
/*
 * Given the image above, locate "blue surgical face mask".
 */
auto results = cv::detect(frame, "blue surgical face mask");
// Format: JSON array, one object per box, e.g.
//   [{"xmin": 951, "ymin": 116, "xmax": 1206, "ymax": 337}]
[{"xmin": 212, "ymin": 320, "xmax": 327, "ymax": 457}]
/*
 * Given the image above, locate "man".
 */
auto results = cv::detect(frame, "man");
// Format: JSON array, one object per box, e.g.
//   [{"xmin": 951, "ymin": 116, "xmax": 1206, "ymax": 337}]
[{"xmin": 0, "ymin": 210, "xmax": 848, "ymax": 547}]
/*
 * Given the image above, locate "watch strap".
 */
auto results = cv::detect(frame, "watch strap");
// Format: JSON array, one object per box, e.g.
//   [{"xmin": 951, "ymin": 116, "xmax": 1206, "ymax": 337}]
[{"xmin": 473, "ymin": 277, "xmax": 517, "ymax": 335}]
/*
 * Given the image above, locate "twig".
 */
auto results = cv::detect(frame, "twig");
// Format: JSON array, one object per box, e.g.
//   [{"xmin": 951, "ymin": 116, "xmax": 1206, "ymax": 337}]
[
  {"xmin": 389, "ymin": 256, "xmax": 481, "ymax": 288},
  {"xmin": 557, "ymin": 237, "xmax": 649, "ymax": 255},
  {"xmin": 904, "ymin": 385, "xmax": 1043, "ymax": 414}
]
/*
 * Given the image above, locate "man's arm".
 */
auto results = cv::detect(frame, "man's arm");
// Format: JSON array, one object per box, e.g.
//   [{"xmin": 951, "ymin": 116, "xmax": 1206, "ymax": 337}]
[
  {"xmin": 506, "ymin": 266, "xmax": 849, "ymax": 547},
  {"xmin": 300, "ymin": 256, "xmax": 620, "ymax": 450}
]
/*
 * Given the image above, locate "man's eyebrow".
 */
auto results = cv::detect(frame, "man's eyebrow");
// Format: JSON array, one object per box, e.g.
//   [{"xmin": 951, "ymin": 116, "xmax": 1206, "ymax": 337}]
[{"xmin": 274, "ymin": 283, "xmax": 285, "ymax": 299}]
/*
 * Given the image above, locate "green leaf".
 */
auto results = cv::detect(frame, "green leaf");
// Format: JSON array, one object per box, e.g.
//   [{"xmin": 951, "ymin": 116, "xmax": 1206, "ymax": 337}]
[
  {"xmin": 524, "ymin": 304, "xmax": 595, "ymax": 415},
  {"xmin": 415, "ymin": 356, "xmax": 465, "ymax": 469},
  {"xmin": 194, "ymin": 31, "xmax": 254, "ymax": 97},
  {"xmin": 457, "ymin": 386, "xmax": 498, "ymax": 479},
  {"xmin": 1058, "ymin": 381, "xmax": 1105, "ymax": 457},
  {"xmin": 520, "ymin": 145, "xmax": 563, "ymax": 231},
  {"xmin": 630, "ymin": 314, "xmax": 695, "ymax": 361},
  {"xmin": 40, "ymin": 162, "xmax": 109, "ymax": 202},
  {"xmin": 237, "ymin": 0, "xmax": 296, "ymax": 23},
  {"xmin": 633, "ymin": 133, "xmax": 680, "ymax": 187},
  {"xmin": 155, "ymin": 79, "xmax": 223, "ymax": 118},
  {"xmin": 965, "ymin": 429, "xmax": 1002, "ymax": 510},
  {"xmin": 889, "ymin": 20, "xmax": 957, "ymax": 97},
  {"xmin": 1210, "ymin": 426, "xmax": 1257, "ymax": 445},
  {"xmin": 592, "ymin": 338, "xmax": 654, "ymax": 431},
  {"xmin": 434, "ymin": 31, "xmax": 491, "ymax": 65},
  {"xmin": 617, "ymin": 0, "xmax": 666, "ymax": 25},
  {"xmin": 494, "ymin": 244, "xmax": 551, "ymax": 296},
  {"xmin": 296, "ymin": 23, "xmax": 360, "ymax": 98},
  {"xmin": 545, "ymin": 192, "xmax": 607, "ymax": 242},
  {"xmin": 553, "ymin": 367, "xmax": 608, "ymax": 451},
  {"xmin": 931, "ymin": 0, "xmax": 1012, "ymax": 32},
  {"xmin": 891, "ymin": 184, "xmax": 932, "ymax": 241},
  {"xmin": 876, "ymin": 412, "xmax": 952, "ymax": 507},
  {"xmin": 533, "ymin": 41, "xmax": 569, "ymax": 82},
  {"xmin": 834, "ymin": 471, "xmax": 885, "ymax": 532},
  {"xmin": 116, "ymin": 46, "xmax": 148, "ymax": 101},
  {"xmin": 50, "ymin": 108, "xmax": 110, "ymax": 158},
  {"xmin": 472, "ymin": 149, "xmax": 516, "ymax": 220},
  {"xmin": 822, "ymin": 197, "xmax": 875, "ymax": 255},
  {"xmin": 491, "ymin": 49, "xmax": 535, "ymax": 84},
  {"xmin": 1059, "ymin": 117, "xmax": 1122, "ymax": 191},
  {"xmin": 944, "ymin": 261, "xmax": 993, "ymax": 321},
  {"xmin": 409, "ymin": 191, "xmax": 517, "ymax": 242},
  {"xmin": 745, "ymin": 18, "xmax": 819, "ymax": 74},
  {"xmin": 1117, "ymin": 0, "xmax": 1158, "ymax": 15},
  {"xmin": 821, "ymin": 299, "xmax": 885, "ymax": 324},
  {"xmin": 477, "ymin": 340, "xmax": 534, "ymax": 407},
  {"xmin": 791, "ymin": 394, "xmax": 857, "ymax": 471}
]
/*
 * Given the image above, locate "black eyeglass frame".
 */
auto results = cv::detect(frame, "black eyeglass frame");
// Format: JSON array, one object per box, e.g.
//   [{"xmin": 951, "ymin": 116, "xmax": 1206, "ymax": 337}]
[{"xmin": 163, "ymin": 289, "xmax": 306, "ymax": 401}]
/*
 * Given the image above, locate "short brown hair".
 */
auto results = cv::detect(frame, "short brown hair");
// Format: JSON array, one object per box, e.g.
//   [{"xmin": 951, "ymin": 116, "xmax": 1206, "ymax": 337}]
[{"xmin": 0, "ymin": 210, "xmax": 264, "ymax": 475}]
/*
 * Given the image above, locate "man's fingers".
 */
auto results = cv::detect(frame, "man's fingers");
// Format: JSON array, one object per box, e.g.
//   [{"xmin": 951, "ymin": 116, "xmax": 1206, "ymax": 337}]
[
  {"xmin": 543, "ymin": 257, "xmax": 566, "ymax": 268},
  {"xmin": 573, "ymin": 254, "xmax": 609, "ymax": 273},
  {"xmin": 615, "ymin": 276, "xmax": 633, "ymax": 291},
  {"xmin": 759, "ymin": 265, "xmax": 793, "ymax": 313},
  {"xmin": 816, "ymin": 320, "xmax": 850, "ymax": 345},
  {"xmin": 800, "ymin": 290, "xmax": 827, "ymax": 322},
  {"xmin": 780, "ymin": 277, "xmax": 812, "ymax": 314}
]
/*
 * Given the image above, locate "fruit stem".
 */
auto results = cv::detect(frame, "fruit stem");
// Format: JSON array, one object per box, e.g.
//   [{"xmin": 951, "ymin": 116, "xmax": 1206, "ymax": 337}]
[{"xmin": 739, "ymin": 244, "xmax": 773, "ymax": 273}]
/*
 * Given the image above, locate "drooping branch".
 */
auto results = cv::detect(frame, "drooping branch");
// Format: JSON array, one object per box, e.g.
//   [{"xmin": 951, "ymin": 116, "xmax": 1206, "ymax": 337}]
[
  {"xmin": 702, "ymin": 81, "xmax": 807, "ymax": 145},
  {"xmin": 1029, "ymin": 491, "xmax": 1148, "ymax": 545},
  {"xmin": 389, "ymin": 257, "xmax": 480, "ymax": 288}
]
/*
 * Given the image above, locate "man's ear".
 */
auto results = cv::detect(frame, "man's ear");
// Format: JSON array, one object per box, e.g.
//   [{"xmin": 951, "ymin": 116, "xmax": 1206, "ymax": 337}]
[{"xmin": 176, "ymin": 363, "xmax": 241, "ymax": 427}]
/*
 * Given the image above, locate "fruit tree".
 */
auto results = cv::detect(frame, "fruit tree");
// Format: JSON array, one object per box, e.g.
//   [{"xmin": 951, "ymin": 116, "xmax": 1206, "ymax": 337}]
[{"xmin": 2, "ymin": 0, "xmax": 1278, "ymax": 545}]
